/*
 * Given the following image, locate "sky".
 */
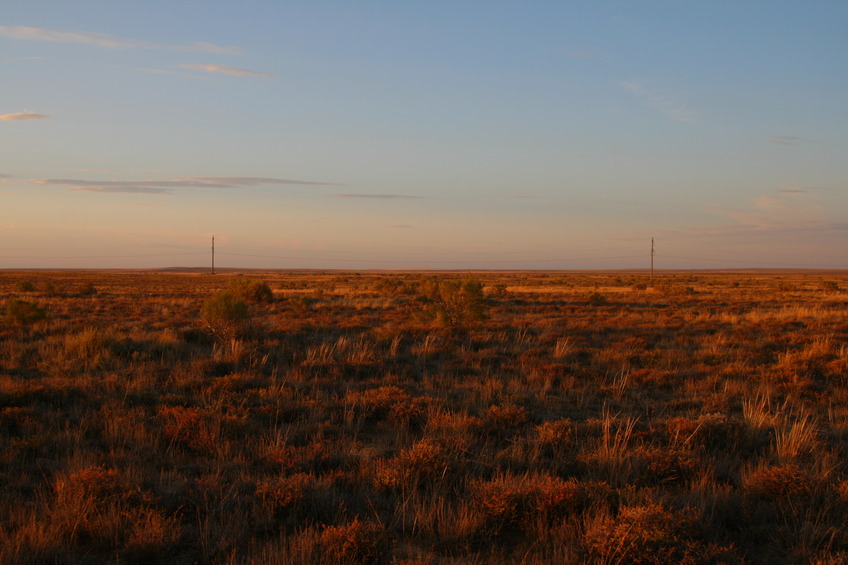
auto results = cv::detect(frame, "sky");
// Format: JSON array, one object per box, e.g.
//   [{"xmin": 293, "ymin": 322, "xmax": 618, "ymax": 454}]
[{"xmin": 2, "ymin": 1, "xmax": 847, "ymax": 270}]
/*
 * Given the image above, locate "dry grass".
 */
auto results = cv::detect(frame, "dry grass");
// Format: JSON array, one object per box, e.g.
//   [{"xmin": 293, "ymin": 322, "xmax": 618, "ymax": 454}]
[{"xmin": 0, "ymin": 270, "xmax": 847, "ymax": 563}]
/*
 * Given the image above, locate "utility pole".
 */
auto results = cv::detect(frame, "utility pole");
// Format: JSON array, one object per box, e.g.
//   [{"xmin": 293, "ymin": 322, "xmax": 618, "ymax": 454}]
[
  {"xmin": 212, "ymin": 235, "xmax": 215, "ymax": 275},
  {"xmin": 650, "ymin": 238, "xmax": 655, "ymax": 279}
]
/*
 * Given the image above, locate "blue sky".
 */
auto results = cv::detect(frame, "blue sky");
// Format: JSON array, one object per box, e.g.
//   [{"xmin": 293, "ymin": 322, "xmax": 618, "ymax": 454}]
[{"xmin": 2, "ymin": 1, "xmax": 846, "ymax": 269}]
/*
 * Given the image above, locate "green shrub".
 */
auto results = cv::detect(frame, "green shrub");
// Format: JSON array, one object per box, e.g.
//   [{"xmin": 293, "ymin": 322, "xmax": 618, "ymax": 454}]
[
  {"xmin": 821, "ymin": 280, "xmax": 840, "ymax": 292},
  {"xmin": 488, "ymin": 283, "xmax": 509, "ymax": 299},
  {"xmin": 201, "ymin": 291, "xmax": 250, "ymax": 340},
  {"xmin": 290, "ymin": 295, "xmax": 313, "ymax": 313},
  {"xmin": 15, "ymin": 280, "xmax": 36, "ymax": 292},
  {"xmin": 38, "ymin": 281, "xmax": 65, "ymax": 297},
  {"xmin": 78, "ymin": 283, "xmax": 98, "ymax": 296},
  {"xmin": 654, "ymin": 281, "xmax": 697, "ymax": 296},
  {"xmin": 373, "ymin": 277, "xmax": 418, "ymax": 296},
  {"xmin": 587, "ymin": 291, "xmax": 608, "ymax": 306},
  {"xmin": 227, "ymin": 278, "xmax": 273, "ymax": 303},
  {"xmin": 4, "ymin": 299, "xmax": 47, "ymax": 325},
  {"xmin": 417, "ymin": 276, "xmax": 487, "ymax": 329}
]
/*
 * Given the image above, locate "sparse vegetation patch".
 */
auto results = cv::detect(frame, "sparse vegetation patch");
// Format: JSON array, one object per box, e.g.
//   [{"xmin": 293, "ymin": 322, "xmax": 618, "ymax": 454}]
[{"xmin": 0, "ymin": 270, "xmax": 846, "ymax": 564}]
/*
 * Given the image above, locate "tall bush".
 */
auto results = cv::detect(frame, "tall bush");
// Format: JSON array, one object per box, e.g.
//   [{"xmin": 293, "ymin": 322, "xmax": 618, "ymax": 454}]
[
  {"xmin": 228, "ymin": 278, "xmax": 274, "ymax": 303},
  {"xmin": 201, "ymin": 291, "xmax": 250, "ymax": 341},
  {"xmin": 417, "ymin": 277, "xmax": 487, "ymax": 329}
]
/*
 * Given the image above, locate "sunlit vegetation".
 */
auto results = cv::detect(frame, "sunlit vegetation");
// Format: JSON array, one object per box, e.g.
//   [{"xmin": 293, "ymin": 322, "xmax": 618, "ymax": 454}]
[{"xmin": 1, "ymin": 270, "xmax": 847, "ymax": 563}]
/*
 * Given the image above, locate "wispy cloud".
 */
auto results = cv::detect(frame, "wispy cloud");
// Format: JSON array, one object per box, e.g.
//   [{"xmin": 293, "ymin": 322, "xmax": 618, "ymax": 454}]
[
  {"xmin": 326, "ymin": 194, "xmax": 421, "ymax": 199},
  {"xmin": 508, "ymin": 191, "xmax": 543, "ymax": 199},
  {"xmin": 179, "ymin": 64, "xmax": 273, "ymax": 77},
  {"xmin": 1, "ymin": 111, "xmax": 51, "ymax": 121},
  {"xmin": 622, "ymin": 80, "xmax": 694, "ymax": 123},
  {"xmin": 0, "ymin": 25, "xmax": 241, "ymax": 54},
  {"xmin": 31, "ymin": 176, "xmax": 337, "ymax": 194},
  {"xmin": 138, "ymin": 67, "xmax": 197, "ymax": 77},
  {"xmin": 187, "ymin": 42, "xmax": 242, "ymax": 55},
  {"xmin": 2, "ymin": 55, "xmax": 45, "ymax": 63},
  {"xmin": 704, "ymin": 190, "xmax": 830, "ymax": 232},
  {"xmin": 771, "ymin": 135, "xmax": 806, "ymax": 145},
  {"xmin": 193, "ymin": 177, "xmax": 338, "ymax": 187}
]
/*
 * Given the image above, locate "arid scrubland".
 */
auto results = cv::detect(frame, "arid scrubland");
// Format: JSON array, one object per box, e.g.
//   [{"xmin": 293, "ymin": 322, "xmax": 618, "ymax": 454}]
[{"xmin": 1, "ymin": 271, "xmax": 847, "ymax": 564}]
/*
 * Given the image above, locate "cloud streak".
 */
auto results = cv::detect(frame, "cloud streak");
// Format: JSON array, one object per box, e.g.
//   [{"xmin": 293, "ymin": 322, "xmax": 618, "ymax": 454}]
[
  {"xmin": 1, "ymin": 112, "xmax": 51, "ymax": 121},
  {"xmin": 771, "ymin": 135, "xmax": 806, "ymax": 145},
  {"xmin": 0, "ymin": 25, "xmax": 241, "ymax": 54},
  {"xmin": 179, "ymin": 64, "xmax": 273, "ymax": 77},
  {"xmin": 31, "ymin": 176, "xmax": 338, "ymax": 194},
  {"xmin": 704, "ymin": 190, "xmax": 833, "ymax": 233},
  {"xmin": 622, "ymin": 81, "xmax": 694, "ymax": 123},
  {"xmin": 326, "ymin": 194, "xmax": 421, "ymax": 199}
]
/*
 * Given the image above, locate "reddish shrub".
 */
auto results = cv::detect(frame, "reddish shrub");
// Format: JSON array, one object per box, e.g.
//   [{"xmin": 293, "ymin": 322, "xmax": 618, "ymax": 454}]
[
  {"xmin": 319, "ymin": 518, "xmax": 387, "ymax": 564},
  {"xmin": 158, "ymin": 405, "xmax": 218, "ymax": 453},
  {"xmin": 263, "ymin": 441, "xmax": 336, "ymax": 473},
  {"xmin": 346, "ymin": 386, "xmax": 412, "ymax": 423},
  {"xmin": 375, "ymin": 439, "xmax": 448, "ymax": 491},
  {"xmin": 744, "ymin": 464, "xmax": 812, "ymax": 500},
  {"xmin": 471, "ymin": 476, "xmax": 533, "ymax": 530},
  {"xmin": 471, "ymin": 473, "xmax": 604, "ymax": 533},
  {"xmin": 481, "ymin": 404, "xmax": 528, "ymax": 438},
  {"xmin": 256, "ymin": 473, "xmax": 314, "ymax": 514},
  {"xmin": 636, "ymin": 447, "xmax": 698, "ymax": 485},
  {"xmin": 584, "ymin": 503, "xmax": 705, "ymax": 565},
  {"xmin": 536, "ymin": 418, "xmax": 575, "ymax": 450}
]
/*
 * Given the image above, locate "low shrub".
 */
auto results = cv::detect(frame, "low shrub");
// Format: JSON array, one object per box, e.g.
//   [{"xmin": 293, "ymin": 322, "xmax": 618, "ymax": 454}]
[
  {"xmin": 744, "ymin": 463, "xmax": 812, "ymax": 500},
  {"xmin": 228, "ymin": 278, "xmax": 274, "ymax": 303},
  {"xmin": 201, "ymin": 291, "xmax": 250, "ymax": 341},
  {"xmin": 319, "ymin": 518, "xmax": 388, "ymax": 564},
  {"xmin": 4, "ymin": 299, "xmax": 47, "ymax": 325},
  {"xmin": 256, "ymin": 473, "xmax": 315, "ymax": 515},
  {"xmin": 587, "ymin": 291, "xmax": 608, "ymax": 306},
  {"xmin": 375, "ymin": 438, "xmax": 448, "ymax": 491},
  {"xmin": 488, "ymin": 283, "xmax": 509, "ymax": 299},
  {"xmin": 416, "ymin": 276, "xmax": 487, "ymax": 329},
  {"xmin": 373, "ymin": 277, "xmax": 417, "ymax": 296},
  {"xmin": 584, "ymin": 503, "xmax": 709, "ymax": 564},
  {"xmin": 78, "ymin": 282, "xmax": 98, "ymax": 296},
  {"xmin": 15, "ymin": 280, "xmax": 36, "ymax": 292},
  {"xmin": 536, "ymin": 418, "xmax": 575, "ymax": 453},
  {"xmin": 471, "ymin": 473, "xmax": 606, "ymax": 534}
]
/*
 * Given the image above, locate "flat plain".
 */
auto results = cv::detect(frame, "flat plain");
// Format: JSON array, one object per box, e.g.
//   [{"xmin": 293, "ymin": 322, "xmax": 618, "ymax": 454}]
[{"xmin": 1, "ymin": 270, "xmax": 847, "ymax": 564}]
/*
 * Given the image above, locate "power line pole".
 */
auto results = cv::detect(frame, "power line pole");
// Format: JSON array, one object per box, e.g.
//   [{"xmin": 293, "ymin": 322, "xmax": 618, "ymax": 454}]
[
  {"xmin": 650, "ymin": 238, "xmax": 655, "ymax": 279},
  {"xmin": 211, "ymin": 235, "xmax": 215, "ymax": 275}
]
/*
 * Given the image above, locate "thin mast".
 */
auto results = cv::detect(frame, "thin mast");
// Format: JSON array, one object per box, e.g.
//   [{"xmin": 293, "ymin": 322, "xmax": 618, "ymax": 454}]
[{"xmin": 650, "ymin": 238, "xmax": 655, "ymax": 279}]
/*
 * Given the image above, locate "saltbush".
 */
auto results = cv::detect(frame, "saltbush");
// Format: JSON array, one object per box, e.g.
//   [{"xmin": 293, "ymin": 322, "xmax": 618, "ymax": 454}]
[
  {"xmin": 228, "ymin": 278, "xmax": 273, "ymax": 303},
  {"xmin": 4, "ymin": 299, "xmax": 47, "ymax": 325},
  {"xmin": 417, "ymin": 276, "xmax": 487, "ymax": 329},
  {"xmin": 201, "ymin": 291, "xmax": 250, "ymax": 341}
]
